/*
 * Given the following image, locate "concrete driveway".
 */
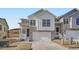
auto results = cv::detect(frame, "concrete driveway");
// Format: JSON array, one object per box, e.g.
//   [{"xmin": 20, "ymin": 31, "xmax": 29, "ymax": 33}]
[{"xmin": 32, "ymin": 41, "xmax": 68, "ymax": 50}]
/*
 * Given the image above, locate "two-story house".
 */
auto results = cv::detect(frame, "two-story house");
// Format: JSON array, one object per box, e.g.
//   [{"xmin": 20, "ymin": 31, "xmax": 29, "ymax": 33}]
[
  {"xmin": 60, "ymin": 8, "xmax": 79, "ymax": 41},
  {"xmin": 0, "ymin": 18, "xmax": 9, "ymax": 39},
  {"xmin": 19, "ymin": 8, "xmax": 79, "ymax": 42},
  {"xmin": 19, "ymin": 9, "xmax": 56, "ymax": 42}
]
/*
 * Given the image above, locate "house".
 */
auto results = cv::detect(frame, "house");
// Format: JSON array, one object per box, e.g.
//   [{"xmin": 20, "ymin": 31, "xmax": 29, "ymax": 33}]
[
  {"xmin": 7, "ymin": 28, "xmax": 20, "ymax": 43},
  {"xmin": 19, "ymin": 8, "xmax": 79, "ymax": 42},
  {"xmin": 0, "ymin": 18, "xmax": 9, "ymax": 39},
  {"xmin": 59, "ymin": 8, "xmax": 79, "ymax": 41},
  {"xmin": 19, "ymin": 9, "xmax": 56, "ymax": 42}
]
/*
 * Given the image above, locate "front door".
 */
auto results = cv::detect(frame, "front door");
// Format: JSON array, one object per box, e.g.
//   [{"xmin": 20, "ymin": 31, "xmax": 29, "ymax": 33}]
[
  {"xmin": 55, "ymin": 27, "xmax": 60, "ymax": 39},
  {"xmin": 27, "ymin": 29, "xmax": 30, "ymax": 37},
  {"xmin": 27, "ymin": 29, "xmax": 30, "ymax": 41},
  {"xmin": 56, "ymin": 27, "xmax": 60, "ymax": 33}
]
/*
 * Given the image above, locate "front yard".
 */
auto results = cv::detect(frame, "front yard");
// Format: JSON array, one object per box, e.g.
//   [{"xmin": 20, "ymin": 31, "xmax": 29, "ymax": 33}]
[
  {"xmin": 0, "ymin": 41, "xmax": 32, "ymax": 50},
  {"xmin": 52, "ymin": 39, "xmax": 79, "ymax": 48},
  {"xmin": 1, "ymin": 39, "xmax": 79, "ymax": 50}
]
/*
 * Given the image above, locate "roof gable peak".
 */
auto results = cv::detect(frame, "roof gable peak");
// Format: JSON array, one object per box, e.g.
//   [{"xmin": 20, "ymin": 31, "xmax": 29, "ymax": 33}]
[{"xmin": 28, "ymin": 9, "xmax": 56, "ymax": 17}]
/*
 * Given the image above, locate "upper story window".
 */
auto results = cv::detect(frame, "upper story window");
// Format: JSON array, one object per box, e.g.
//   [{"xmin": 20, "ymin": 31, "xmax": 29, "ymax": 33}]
[
  {"xmin": 30, "ymin": 20, "xmax": 35, "ymax": 26},
  {"xmin": 42, "ymin": 19, "xmax": 50, "ymax": 27},
  {"xmin": 0, "ymin": 25, "xmax": 2, "ymax": 31},
  {"xmin": 64, "ymin": 18, "xmax": 68, "ymax": 24},
  {"xmin": 76, "ymin": 18, "xmax": 79, "ymax": 25}
]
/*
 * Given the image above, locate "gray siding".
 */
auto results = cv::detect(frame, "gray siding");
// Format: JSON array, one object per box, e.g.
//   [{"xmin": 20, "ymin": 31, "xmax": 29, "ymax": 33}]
[
  {"xmin": 71, "ymin": 12, "xmax": 79, "ymax": 29},
  {"xmin": 28, "ymin": 11, "xmax": 55, "ymax": 31}
]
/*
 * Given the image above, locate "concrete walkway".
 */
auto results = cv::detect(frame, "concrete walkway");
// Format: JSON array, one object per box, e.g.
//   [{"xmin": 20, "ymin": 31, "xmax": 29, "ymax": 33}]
[{"xmin": 32, "ymin": 41, "xmax": 68, "ymax": 50}]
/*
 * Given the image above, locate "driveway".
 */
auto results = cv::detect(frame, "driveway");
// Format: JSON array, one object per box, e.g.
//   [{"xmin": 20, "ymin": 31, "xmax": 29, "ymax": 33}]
[{"xmin": 32, "ymin": 41, "xmax": 68, "ymax": 50}]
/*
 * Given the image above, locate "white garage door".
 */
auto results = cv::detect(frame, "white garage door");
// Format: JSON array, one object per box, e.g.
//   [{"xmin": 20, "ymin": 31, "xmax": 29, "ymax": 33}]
[
  {"xmin": 66, "ymin": 30, "xmax": 79, "ymax": 40},
  {"xmin": 32, "ymin": 32, "xmax": 51, "ymax": 42}
]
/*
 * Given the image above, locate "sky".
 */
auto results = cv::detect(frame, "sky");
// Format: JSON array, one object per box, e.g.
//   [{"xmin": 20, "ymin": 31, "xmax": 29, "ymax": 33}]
[{"xmin": 0, "ymin": 8, "xmax": 73, "ymax": 29}]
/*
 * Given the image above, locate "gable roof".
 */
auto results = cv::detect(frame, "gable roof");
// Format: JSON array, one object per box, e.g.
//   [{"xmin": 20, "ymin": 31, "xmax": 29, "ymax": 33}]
[
  {"xmin": 60, "ymin": 8, "xmax": 79, "ymax": 18},
  {"xmin": 0, "ymin": 18, "xmax": 9, "ymax": 29},
  {"xmin": 28, "ymin": 9, "xmax": 56, "ymax": 17}
]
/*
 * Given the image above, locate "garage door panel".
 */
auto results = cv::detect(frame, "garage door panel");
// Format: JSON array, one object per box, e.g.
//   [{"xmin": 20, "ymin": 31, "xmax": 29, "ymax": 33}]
[
  {"xmin": 32, "ymin": 32, "xmax": 51, "ymax": 42},
  {"xmin": 66, "ymin": 30, "xmax": 79, "ymax": 39}
]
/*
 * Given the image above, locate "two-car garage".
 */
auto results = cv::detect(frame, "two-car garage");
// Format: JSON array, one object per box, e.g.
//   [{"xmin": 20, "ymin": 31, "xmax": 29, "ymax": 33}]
[{"xmin": 32, "ymin": 32, "xmax": 51, "ymax": 42}]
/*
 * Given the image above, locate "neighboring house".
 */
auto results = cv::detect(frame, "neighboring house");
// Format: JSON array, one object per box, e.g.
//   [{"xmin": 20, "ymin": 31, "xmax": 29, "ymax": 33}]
[
  {"xmin": 19, "ymin": 9, "xmax": 56, "ymax": 42},
  {"xmin": 0, "ymin": 18, "xmax": 9, "ymax": 39},
  {"xmin": 59, "ymin": 8, "xmax": 79, "ymax": 41},
  {"xmin": 8, "ymin": 28, "xmax": 20, "ymax": 42}
]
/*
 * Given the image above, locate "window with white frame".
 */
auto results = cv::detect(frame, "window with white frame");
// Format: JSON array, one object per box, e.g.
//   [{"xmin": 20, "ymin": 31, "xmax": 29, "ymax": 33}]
[
  {"xmin": 42, "ymin": 19, "xmax": 50, "ymax": 27},
  {"xmin": 30, "ymin": 20, "xmax": 35, "ymax": 26},
  {"xmin": 64, "ymin": 18, "xmax": 68, "ymax": 24}
]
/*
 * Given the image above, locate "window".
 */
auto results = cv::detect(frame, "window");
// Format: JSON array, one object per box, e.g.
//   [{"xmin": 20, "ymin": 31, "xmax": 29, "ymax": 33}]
[
  {"xmin": 64, "ymin": 18, "xmax": 68, "ymax": 24},
  {"xmin": 22, "ymin": 29, "xmax": 26, "ymax": 34},
  {"xmin": 0, "ymin": 25, "xmax": 2, "ymax": 31},
  {"xmin": 30, "ymin": 20, "xmax": 35, "ymax": 26},
  {"xmin": 42, "ymin": 19, "xmax": 46, "ymax": 27},
  {"xmin": 76, "ymin": 18, "xmax": 79, "ymax": 25},
  {"xmin": 42, "ymin": 19, "xmax": 50, "ymax": 27},
  {"xmin": 47, "ymin": 20, "xmax": 50, "ymax": 26}
]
